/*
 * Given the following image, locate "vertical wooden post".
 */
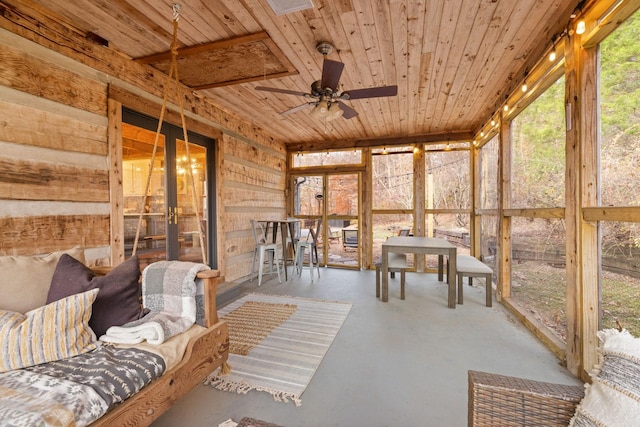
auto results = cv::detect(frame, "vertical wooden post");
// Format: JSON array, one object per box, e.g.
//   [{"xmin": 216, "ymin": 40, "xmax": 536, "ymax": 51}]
[
  {"xmin": 566, "ymin": 30, "xmax": 600, "ymax": 379},
  {"xmin": 565, "ymin": 32, "xmax": 581, "ymax": 377},
  {"xmin": 579, "ymin": 43, "xmax": 600, "ymax": 379},
  {"xmin": 362, "ymin": 147, "xmax": 372, "ymax": 269},
  {"xmin": 215, "ymin": 135, "xmax": 226, "ymax": 275},
  {"xmin": 427, "ymin": 174, "xmax": 434, "ymax": 237},
  {"xmin": 414, "ymin": 145, "xmax": 426, "ymax": 272},
  {"xmin": 107, "ymin": 95, "xmax": 125, "ymax": 265},
  {"xmin": 471, "ymin": 145, "xmax": 480, "ymax": 257},
  {"xmin": 497, "ymin": 117, "xmax": 512, "ymax": 301}
]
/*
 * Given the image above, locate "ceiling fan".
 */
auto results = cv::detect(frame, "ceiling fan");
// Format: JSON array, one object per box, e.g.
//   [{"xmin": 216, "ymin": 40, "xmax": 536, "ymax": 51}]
[{"xmin": 255, "ymin": 42, "xmax": 398, "ymax": 121}]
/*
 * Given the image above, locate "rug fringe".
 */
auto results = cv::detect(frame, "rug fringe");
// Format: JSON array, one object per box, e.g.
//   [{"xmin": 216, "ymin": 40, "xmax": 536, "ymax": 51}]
[
  {"xmin": 219, "ymin": 361, "xmax": 232, "ymax": 376},
  {"xmin": 204, "ymin": 374, "xmax": 302, "ymax": 407}
]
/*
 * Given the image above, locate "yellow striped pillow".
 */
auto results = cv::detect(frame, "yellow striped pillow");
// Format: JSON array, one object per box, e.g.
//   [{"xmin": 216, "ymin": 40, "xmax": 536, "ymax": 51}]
[{"xmin": 0, "ymin": 289, "xmax": 99, "ymax": 372}]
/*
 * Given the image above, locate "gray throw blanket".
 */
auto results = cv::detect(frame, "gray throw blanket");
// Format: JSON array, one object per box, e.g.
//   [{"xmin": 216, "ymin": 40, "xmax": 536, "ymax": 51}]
[{"xmin": 100, "ymin": 261, "xmax": 209, "ymax": 345}]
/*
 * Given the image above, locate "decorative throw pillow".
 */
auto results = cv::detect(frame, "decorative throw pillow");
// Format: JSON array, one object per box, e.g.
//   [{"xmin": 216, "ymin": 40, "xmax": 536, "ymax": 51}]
[
  {"xmin": 47, "ymin": 255, "xmax": 144, "ymax": 337},
  {"xmin": 569, "ymin": 328, "xmax": 640, "ymax": 426},
  {"xmin": 0, "ymin": 289, "xmax": 99, "ymax": 373},
  {"xmin": 0, "ymin": 246, "xmax": 86, "ymax": 313}
]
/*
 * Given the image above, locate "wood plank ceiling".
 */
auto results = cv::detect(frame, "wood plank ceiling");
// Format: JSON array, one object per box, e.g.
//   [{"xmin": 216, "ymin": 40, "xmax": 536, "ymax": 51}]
[{"xmin": 22, "ymin": 0, "xmax": 582, "ymax": 149}]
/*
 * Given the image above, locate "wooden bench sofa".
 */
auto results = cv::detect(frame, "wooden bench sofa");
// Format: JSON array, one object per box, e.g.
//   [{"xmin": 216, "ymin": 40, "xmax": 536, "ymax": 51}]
[
  {"xmin": 0, "ymin": 248, "xmax": 229, "ymax": 426},
  {"xmin": 92, "ymin": 268, "xmax": 229, "ymax": 427}
]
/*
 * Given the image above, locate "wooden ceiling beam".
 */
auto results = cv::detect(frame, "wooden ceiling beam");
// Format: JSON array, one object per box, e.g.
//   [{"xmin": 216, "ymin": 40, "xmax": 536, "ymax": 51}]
[
  {"xmin": 286, "ymin": 131, "xmax": 474, "ymax": 152},
  {"xmin": 135, "ymin": 31, "xmax": 271, "ymax": 64},
  {"xmin": 190, "ymin": 70, "xmax": 297, "ymax": 90}
]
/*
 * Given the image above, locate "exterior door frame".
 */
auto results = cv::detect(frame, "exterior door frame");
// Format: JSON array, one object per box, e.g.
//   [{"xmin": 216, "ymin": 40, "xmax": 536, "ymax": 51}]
[{"xmin": 121, "ymin": 108, "xmax": 217, "ymax": 267}]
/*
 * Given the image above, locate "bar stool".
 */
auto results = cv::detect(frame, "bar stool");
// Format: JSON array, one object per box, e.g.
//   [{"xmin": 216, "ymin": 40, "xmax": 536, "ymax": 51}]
[
  {"xmin": 293, "ymin": 219, "xmax": 321, "ymax": 283},
  {"xmin": 250, "ymin": 219, "xmax": 282, "ymax": 286}
]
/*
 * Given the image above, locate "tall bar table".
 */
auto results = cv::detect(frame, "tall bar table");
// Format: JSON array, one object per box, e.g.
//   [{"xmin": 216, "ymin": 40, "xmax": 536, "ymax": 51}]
[{"xmin": 259, "ymin": 218, "xmax": 300, "ymax": 281}]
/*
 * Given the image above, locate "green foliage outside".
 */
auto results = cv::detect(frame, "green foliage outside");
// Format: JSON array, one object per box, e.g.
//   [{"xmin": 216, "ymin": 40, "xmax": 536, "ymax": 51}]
[{"xmin": 509, "ymin": 11, "xmax": 640, "ymax": 340}]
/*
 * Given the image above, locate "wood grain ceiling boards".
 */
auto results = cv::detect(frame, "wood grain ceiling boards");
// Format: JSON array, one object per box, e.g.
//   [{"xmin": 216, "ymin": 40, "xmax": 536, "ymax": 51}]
[
  {"xmin": 135, "ymin": 31, "xmax": 297, "ymax": 89},
  {"xmin": 23, "ymin": 0, "xmax": 582, "ymax": 148}
]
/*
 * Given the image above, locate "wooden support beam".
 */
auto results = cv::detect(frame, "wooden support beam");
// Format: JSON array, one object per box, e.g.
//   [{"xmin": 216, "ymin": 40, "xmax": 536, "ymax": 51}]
[
  {"xmin": 414, "ymin": 145, "xmax": 426, "ymax": 271},
  {"xmin": 579, "ymin": 39, "xmax": 600, "ymax": 380},
  {"xmin": 504, "ymin": 208, "xmax": 565, "ymax": 218},
  {"xmin": 471, "ymin": 146, "xmax": 480, "ymax": 257},
  {"xmin": 564, "ymin": 31, "xmax": 582, "ymax": 376},
  {"xmin": 286, "ymin": 131, "xmax": 474, "ymax": 153},
  {"xmin": 583, "ymin": 206, "xmax": 640, "ymax": 222},
  {"xmin": 108, "ymin": 97, "xmax": 125, "ymax": 265},
  {"xmin": 497, "ymin": 117, "xmax": 511, "ymax": 301},
  {"xmin": 362, "ymin": 147, "xmax": 372, "ymax": 270}
]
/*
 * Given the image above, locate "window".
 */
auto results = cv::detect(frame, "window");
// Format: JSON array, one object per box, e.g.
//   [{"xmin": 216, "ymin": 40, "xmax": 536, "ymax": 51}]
[
  {"xmin": 598, "ymin": 10, "xmax": 640, "ymax": 335},
  {"xmin": 292, "ymin": 150, "xmax": 362, "ymax": 168},
  {"xmin": 511, "ymin": 77, "xmax": 566, "ymax": 209}
]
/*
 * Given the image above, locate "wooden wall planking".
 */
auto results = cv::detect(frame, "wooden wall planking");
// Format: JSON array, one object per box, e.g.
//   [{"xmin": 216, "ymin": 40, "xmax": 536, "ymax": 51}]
[
  {"xmin": 0, "ymin": 21, "xmax": 112, "ymax": 262},
  {"xmin": 0, "ymin": 215, "xmax": 109, "ymax": 255},
  {"xmin": 0, "ymin": 96, "xmax": 107, "ymax": 155},
  {"xmin": 0, "ymin": 39, "xmax": 107, "ymax": 116},
  {"xmin": 0, "ymin": 8, "xmax": 287, "ymax": 277},
  {"xmin": 222, "ymin": 133, "xmax": 286, "ymax": 282}
]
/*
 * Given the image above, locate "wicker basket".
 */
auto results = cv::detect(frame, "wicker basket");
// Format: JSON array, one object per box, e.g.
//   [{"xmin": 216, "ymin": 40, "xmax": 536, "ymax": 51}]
[{"xmin": 468, "ymin": 370, "xmax": 585, "ymax": 426}]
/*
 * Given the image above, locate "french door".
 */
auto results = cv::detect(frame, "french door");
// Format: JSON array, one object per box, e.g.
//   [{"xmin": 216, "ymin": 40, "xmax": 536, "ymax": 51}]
[
  {"xmin": 122, "ymin": 109, "xmax": 216, "ymax": 268},
  {"xmin": 292, "ymin": 173, "xmax": 360, "ymax": 269}
]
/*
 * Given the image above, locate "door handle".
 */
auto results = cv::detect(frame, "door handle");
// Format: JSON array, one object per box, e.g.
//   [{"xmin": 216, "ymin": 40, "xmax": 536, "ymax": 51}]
[{"xmin": 168, "ymin": 207, "xmax": 178, "ymax": 224}]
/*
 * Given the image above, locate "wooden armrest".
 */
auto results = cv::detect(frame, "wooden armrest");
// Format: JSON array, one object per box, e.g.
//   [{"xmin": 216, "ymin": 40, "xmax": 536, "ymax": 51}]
[
  {"xmin": 468, "ymin": 370, "xmax": 584, "ymax": 426},
  {"xmin": 197, "ymin": 270, "xmax": 221, "ymax": 327},
  {"xmin": 90, "ymin": 265, "xmax": 222, "ymax": 327}
]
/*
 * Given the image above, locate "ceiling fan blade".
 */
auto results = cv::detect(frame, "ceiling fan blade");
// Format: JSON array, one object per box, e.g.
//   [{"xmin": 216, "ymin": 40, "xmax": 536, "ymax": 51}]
[
  {"xmin": 340, "ymin": 85, "xmax": 398, "ymax": 100},
  {"xmin": 337, "ymin": 101, "xmax": 358, "ymax": 119},
  {"xmin": 321, "ymin": 59, "xmax": 344, "ymax": 92},
  {"xmin": 255, "ymin": 86, "xmax": 308, "ymax": 97},
  {"xmin": 281, "ymin": 103, "xmax": 314, "ymax": 116}
]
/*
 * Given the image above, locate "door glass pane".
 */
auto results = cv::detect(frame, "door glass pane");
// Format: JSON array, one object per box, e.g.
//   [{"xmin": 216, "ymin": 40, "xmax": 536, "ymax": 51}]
[
  {"xmin": 293, "ymin": 176, "xmax": 323, "ymax": 215},
  {"xmin": 175, "ymin": 140, "xmax": 207, "ymax": 263},
  {"xmin": 122, "ymin": 124, "xmax": 167, "ymax": 268},
  {"xmin": 327, "ymin": 174, "xmax": 359, "ymax": 267}
]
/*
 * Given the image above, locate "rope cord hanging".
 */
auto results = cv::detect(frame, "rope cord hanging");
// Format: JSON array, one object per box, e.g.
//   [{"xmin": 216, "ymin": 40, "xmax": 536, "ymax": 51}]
[{"xmin": 132, "ymin": 4, "xmax": 207, "ymax": 264}]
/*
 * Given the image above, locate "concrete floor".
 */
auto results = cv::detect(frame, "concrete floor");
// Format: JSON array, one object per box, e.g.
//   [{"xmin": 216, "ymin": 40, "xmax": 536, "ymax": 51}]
[{"xmin": 152, "ymin": 267, "xmax": 581, "ymax": 427}]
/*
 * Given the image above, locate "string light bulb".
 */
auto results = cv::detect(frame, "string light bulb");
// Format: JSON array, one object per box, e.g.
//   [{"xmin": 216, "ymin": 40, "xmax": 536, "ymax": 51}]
[
  {"xmin": 503, "ymin": 105, "xmax": 509, "ymax": 112},
  {"xmin": 576, "ymin": 19, "xmax": 586, "ymax": 35},
  {"xmin": 522, "ymin": 82, "xmax": 528, "ymax": 92}
]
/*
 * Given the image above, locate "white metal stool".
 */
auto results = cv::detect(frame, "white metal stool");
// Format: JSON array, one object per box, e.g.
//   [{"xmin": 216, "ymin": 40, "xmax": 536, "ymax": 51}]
[
  {"xmin": 250, "ymin": 219, "xmax": 282, "ymax": 286},
  {"xmin": 292, "ymin": 219, "xmax": 321, "ymax": 283}
]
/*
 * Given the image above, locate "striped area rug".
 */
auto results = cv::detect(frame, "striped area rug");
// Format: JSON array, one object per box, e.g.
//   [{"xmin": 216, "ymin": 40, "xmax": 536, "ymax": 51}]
[{"xmin": 204, "ymin": 293, "xmax": 352, "ymax": 406}]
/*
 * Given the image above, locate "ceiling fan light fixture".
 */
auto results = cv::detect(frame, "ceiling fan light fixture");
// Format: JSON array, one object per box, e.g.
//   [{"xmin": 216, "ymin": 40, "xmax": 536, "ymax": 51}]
[
  {"xmin": 309, "ymin": 102, "xmax": 328, "ymax": 119},
  {"xmin": 328, "ymin": 103, "xmax": 343, "ymax": 120},
  {"xmin": 309, "ymin": 100, "xmax": 343, "ymax": 121}
]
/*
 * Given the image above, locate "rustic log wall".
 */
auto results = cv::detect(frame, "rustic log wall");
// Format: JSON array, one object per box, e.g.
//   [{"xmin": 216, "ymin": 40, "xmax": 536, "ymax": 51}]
[
  {"xmin": 0, "ymin": 4, "xmax": 286, "ymax": 282},
  {"xmin": 222, "ymin": 134, "xmax": 287, "ymax": 280}
]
